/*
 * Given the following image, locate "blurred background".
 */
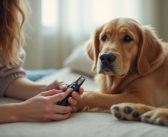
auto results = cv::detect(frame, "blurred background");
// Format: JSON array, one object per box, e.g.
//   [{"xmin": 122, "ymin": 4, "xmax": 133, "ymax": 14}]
[{"xmin": 23, "ymin": 0, "xmax": 168, "ymax": 70}]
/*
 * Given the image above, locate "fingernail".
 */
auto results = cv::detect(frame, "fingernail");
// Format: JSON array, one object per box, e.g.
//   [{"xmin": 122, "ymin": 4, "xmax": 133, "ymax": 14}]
[
  {"xmin": 69, "ymin": 88, "xmax": 73, "ymax": 91},
  {"xmin": 61, "ymin": 85, "xmax": 66, "ymax": 89}
]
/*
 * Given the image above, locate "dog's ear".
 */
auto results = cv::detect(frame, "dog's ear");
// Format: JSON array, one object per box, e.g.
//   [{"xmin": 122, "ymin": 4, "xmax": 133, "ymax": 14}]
[
  {"xmin": 85, "ymin": 27, "xmax": 102, "ymax": 71},
  {"xmin": 137, "ymin": 26, "xmax": 163, "ymax": 76}
]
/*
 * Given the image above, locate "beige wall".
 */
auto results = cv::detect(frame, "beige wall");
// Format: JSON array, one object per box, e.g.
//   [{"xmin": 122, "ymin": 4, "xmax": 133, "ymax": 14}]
[
  {"xmin": 23, "ymin": 0, "xmax": 43, "ymax": 69},
  {"xmin": 140, "ymin": 0, "xmax": 168, "ymax": 41},
  {"xmin": 159, "ymin": 0, "xmax": 168, "ymax": 41}
]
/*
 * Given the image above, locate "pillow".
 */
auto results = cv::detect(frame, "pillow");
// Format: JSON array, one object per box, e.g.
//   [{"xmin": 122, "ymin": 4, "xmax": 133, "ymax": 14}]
[{"xmin": 63, "ymin": 42, "xmax": 97, "ymax": 77}]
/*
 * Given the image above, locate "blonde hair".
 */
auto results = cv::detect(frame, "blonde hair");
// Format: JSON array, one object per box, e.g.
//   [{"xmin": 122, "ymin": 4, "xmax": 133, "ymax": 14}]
[{"xmin": 0, "ymin": 0, "xmax": 30, "ymax": 67}]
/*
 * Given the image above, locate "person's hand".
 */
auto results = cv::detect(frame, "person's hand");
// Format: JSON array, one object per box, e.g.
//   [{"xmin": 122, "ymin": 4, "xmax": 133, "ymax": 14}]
[
  {"xmin": 15, "ymin": 89, "xmax": 75, "ymax": 122},
  {"xmin": 46, "ymin": 79, "xmax": 68, "ymax": 91},
  {"xmin": 46, "ymin": 79, "xmax": 84, "ymax": 110}
]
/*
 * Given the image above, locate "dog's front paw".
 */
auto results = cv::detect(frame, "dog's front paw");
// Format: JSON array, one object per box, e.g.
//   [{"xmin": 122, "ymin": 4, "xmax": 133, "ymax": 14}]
[
  {"xmin": 140, "ymin": 108, "xmax": 168, "ymax": 126},
  {"xmin": 110, "ymin": 103, "xmax": 153, "ymax": 121}
]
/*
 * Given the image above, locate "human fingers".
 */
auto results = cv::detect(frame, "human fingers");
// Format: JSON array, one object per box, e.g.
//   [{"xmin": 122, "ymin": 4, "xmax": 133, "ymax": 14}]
[
  {"xmin": 53, "ymin": 79, "xmax": 68, "ymax": 90},
  {"xmin": 41, "ymin": 112, "xmax": 71, "ymax": 122},
  {"xmin": 51, "ymin": 112, "xmax": 71, "ymax": 121},
  {"xmin": 40, "ymin": 89, "xmax": 62, "ymax": 96},
  {"xmin": 78, "ymin": 87, "xmax": 84, "ymax": 95},
  {"xmin": 68, "ymin": 91, "xmax": 81, "ymax": 106},
  {"xmin": 68, "ymin": 97, "xmax": 78, "ymax": 106},
  {"xmin": 71, "ymin": 91, "xmax": 81, "ymax": 101},
  {"xmin": 53, "ymin": 105, "xmax": 72, "ymax": 114},
  {"xmin": 50, "ymin": 88, "xmax": 73, "ymax": 103},
  {"xmin": 68, "ymin": 89, "xmax": 83, "ymax": 105}
]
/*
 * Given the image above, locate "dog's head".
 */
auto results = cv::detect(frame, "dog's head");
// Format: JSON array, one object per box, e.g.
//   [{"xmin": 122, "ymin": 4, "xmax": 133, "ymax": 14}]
[{"xmin": 85, "ymin": 18, "xmax": 163, "ymax": 77}]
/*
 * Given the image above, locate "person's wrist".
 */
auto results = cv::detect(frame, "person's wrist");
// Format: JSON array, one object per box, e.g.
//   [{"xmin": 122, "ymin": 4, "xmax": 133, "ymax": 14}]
[
  {"xmin": 24, "ymin": 84, "xmax": 48, "ymax": 100},
  {"xmin": 10, "ymin": 103, "xmax": 23, "ymax": 122}
]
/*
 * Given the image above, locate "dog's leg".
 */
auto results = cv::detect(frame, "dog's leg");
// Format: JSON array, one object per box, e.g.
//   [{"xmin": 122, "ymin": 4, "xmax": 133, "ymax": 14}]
[
  {"xmin": 75, "ymin": 91, "xmax": 153, "ymax": 113},
  {"xmin": 140, "ymin": 105, "xmax": 168, "ymax": 126},
  {"xmin": 111, "ymin": 103, "xmax": 168, "ymax": 126}
]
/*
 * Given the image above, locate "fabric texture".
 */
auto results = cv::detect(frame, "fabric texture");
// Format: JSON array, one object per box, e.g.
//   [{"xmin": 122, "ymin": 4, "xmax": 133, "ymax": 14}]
[{"xmin": 0, "ymin": 48, "xmax": 26, "ymax": 97}]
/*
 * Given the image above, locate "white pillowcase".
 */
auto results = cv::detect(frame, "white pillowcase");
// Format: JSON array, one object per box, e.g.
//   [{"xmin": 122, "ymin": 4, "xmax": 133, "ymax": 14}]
[{"xmin": 63, "ymin": 42, "xmax": 97, "ymax": 77}]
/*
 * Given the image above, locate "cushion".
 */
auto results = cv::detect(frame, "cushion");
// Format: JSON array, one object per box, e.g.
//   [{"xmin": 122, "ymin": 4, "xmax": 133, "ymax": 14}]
[{"xmin": 63, "ymin": 42, "xmax": 97, "ymax": 77}]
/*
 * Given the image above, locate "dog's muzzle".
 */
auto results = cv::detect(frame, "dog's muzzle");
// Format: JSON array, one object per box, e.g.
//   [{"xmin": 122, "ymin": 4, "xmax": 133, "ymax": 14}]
[
  {"xmin": 99, "ymin": 52, "xmax": 117, "ymax": 74},
  {"xmin": 100, "ymin": 52, "xmax": 116, "ymax": 65}
]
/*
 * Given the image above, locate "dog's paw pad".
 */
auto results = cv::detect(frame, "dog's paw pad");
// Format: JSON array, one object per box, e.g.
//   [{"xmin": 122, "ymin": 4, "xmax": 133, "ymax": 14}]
[
  {"xmin": 140, "ymin": 109, "xmax": 168, "ymax": 126},
  {"xmin": 110, "ymin": 103, "xmax": 144, "ymax": 121},
  {"xmin": 133, "ymin": 111, "xmax": 139, "ymax": 118},
  {"xmin": 114, "ymin": 112, "xmax": 121, "ymax": 119},
  {"xmin": 124, "ymin": 106, "xmax": 132, "ymax": 114}
]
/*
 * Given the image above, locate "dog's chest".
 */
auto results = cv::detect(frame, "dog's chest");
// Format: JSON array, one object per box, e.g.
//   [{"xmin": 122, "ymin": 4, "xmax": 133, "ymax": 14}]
[
  {"xmin": 154, "ymin": 78, "xmax": 168, "ymax": 107},
  {"xmin": 155, "ymin": 91, "xmax": 168, "ymax": 107},
  {"xmin": 154, "ymin": 59, "xmax": 168, "ymax": 107}
]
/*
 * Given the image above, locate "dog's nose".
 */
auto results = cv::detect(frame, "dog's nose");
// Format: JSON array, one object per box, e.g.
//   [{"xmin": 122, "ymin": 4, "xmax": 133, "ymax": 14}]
[{"xmin": 100, "ymin": 52, "xmax": 116, "ymax": 65}]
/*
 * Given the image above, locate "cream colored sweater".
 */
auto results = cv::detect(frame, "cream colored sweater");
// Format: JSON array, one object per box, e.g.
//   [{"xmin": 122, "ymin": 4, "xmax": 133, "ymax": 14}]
[{"xmin": 0, "ymin": 48, "xmax": 26, "ymax": 97}]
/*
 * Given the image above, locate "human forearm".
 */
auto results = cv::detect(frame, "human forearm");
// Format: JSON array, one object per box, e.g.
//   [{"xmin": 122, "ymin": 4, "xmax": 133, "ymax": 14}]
[
  {"xmin": 0, "ymin": 103, "xmax": 20, "ymax": 123},
  {"xmin": 0, "ymin": 80, "xmax": 84, "ymax": 123},
  {"xmin": 5, "ymin": 77, "xmax": 47, "ymax": 100}
]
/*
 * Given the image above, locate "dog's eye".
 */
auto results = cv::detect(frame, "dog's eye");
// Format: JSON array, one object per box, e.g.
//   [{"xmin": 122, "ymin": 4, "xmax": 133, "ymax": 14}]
[
  {"xmin": 102, "ymin": 35, "xmax": 107, "ymax": 42},
  {"xmin": 123, "ymin": 35, "xmax": 132, "ymax": 42}
]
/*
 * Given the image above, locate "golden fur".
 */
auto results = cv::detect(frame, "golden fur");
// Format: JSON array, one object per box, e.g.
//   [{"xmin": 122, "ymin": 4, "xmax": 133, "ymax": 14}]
[
  {"xmin": 0, "ymin": 0, "xmax": 30, "ymax": 67},
  {"xmin": 75, "ymin": 18, "xmax": 168, "ymax": 126}
]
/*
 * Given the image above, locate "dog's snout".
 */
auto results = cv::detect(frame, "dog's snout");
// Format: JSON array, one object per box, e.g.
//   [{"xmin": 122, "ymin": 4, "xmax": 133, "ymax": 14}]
[{"xmin": 100, "ymin": 52, "xmax": 116, "ymax": 65}]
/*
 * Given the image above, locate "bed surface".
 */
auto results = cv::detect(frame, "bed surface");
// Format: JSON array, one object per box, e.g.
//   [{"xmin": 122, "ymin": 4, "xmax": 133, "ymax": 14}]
[{"xmin": 0, "ymin": 68, "xmax": 168, "ymax": 137}]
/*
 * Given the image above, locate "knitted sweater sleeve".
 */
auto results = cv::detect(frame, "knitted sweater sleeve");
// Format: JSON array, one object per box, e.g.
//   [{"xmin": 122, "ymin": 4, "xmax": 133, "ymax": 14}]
[{"xmin": 0, "ymin": 48, "xmax": 27, "ymax": 97}]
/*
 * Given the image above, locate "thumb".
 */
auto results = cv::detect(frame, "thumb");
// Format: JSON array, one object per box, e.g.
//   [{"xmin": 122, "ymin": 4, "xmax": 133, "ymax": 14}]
[{"xmin": 53, "ymin": 80, "xmax": 68, "ymax": 90}]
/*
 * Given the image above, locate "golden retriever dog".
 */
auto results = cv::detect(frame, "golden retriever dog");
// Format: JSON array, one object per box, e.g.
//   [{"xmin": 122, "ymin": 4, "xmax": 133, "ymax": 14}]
[{"xmin": 74, "ymin": 18, "xmax": 168, "ymax": 126}]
